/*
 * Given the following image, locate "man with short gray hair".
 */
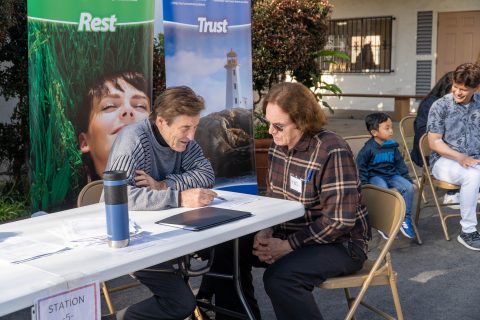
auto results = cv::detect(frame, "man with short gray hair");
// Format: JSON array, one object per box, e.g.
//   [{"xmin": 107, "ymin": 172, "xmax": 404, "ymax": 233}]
[{"xmin": 105, "ymin": 86, "xmax": 217, "ymax": 319}]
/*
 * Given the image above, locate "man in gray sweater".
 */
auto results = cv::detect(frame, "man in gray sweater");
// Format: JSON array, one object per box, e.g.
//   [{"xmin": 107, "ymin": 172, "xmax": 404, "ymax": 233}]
[{"xmin": 105, "ymin": 86, "xmax": 217, "ymax": 319}]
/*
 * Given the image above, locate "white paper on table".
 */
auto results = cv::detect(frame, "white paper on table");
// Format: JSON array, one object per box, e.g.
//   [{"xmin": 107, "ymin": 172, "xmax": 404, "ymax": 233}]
[
  {"xmin": 0, "ymin": 236, "xmax": 69, "ymax": 264},
  {"xmin": 210, "ymin": 193, "xmax": 259, "ymax": 209},
  {"xmin": 92, "ymin": 232, "xmax": 167, "ymax": 253},
  {"xmin": 49, "ymin": 216, "xmax": 141, "ymax": 247}
]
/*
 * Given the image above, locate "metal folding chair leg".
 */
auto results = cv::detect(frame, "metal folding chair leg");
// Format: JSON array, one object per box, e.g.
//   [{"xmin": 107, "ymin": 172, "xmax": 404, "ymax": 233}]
[
  {"xmin": 192, "ymin": 306, "xmax": 205, "ymax": 320},
  {"xmin": 101, "ymin": 282, "xmax": 115, "ymax": 315},
  {"xmin": 343, "ymin": 288, "xmax": 356, "ymax": 320}
]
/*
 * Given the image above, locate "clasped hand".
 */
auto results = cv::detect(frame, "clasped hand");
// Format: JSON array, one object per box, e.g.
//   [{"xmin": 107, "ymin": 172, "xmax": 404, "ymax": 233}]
[
  {"xmin": 458, "ymin": 155, "xmax": 480, "ymax": 168},
  {"xmin": 252, "ymin": 228, "xmax": 292, "ymax": 264}
]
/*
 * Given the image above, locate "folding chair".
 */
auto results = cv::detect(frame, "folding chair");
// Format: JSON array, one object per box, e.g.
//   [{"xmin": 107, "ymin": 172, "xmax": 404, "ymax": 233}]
[
  {"xmin": 344, "ymin": 135, "xmax": 371, "ymax": 160},
  {"xmin": 318, "ymin": 184, "xmax": 405, "ymax": 320},
  {"xmin": 77, "ymin": 180, "xmax": 210, "ymax": 319},
  {"xmin": 413, "ymin": 133, "xmax": 461, "ymax": 242},
  {"xmin": 398, "ymin": 116, "xmax": 424, "ymax": 202}
]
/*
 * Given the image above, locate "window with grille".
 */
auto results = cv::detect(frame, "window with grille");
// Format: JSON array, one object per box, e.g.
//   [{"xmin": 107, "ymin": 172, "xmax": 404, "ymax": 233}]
[{"xmin": 320, "ymin": 16, "xmax": 394, "ymax": 73}]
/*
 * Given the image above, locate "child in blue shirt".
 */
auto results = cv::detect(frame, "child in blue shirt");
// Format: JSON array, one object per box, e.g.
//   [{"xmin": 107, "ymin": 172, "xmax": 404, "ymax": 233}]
[{"xmin": 356, "ymin": 112, "xmax": 416, "ymax": 239}]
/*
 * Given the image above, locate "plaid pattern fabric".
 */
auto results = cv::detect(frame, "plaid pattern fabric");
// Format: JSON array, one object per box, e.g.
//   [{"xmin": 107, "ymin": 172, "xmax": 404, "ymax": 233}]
[{"xmin": 266, "ymin": 130, "xmax": 371, "ymax": 254}]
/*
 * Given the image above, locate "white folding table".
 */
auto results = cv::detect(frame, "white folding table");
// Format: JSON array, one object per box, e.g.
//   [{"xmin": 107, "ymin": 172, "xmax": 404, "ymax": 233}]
[{"xmin": 0, "ymin": 191, "xmax": 304, "ymax": 319}]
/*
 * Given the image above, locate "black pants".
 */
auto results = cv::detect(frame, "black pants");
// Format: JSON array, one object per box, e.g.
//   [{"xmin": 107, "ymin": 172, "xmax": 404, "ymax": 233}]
[
  {"xmin": 264, "ymin": 242, "xmax": 366, "ymax": 320},
  {"xmin": 201, "ymin": 238, "xmax": 365, "ymax": 320},
  {"xmin": 120, "ymin": 262, "xmax": 196, "ymax": 320}
]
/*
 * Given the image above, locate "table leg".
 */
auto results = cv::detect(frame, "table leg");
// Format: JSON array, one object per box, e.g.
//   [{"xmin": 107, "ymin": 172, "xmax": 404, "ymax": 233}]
[{"xmin": 233, "ymin": 238, "xmax": 256, "ymax": 320}]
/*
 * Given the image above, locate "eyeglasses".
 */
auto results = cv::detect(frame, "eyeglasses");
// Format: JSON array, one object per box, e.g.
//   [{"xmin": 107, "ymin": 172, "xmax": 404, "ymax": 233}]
[{"xmin": 258, "ymin": 116, "xmax": 286, "ymax": 132}]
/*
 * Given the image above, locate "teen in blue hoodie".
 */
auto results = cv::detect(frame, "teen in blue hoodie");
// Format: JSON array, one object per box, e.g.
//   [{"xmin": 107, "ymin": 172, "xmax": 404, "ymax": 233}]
[{"xmin": 357, "ymin": 112, "xmax": 417, "ymax": 239}]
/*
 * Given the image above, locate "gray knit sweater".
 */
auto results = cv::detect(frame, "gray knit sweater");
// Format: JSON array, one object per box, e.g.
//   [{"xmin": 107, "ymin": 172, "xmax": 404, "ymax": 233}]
[{"xmin": 105, "ymin": 119, "xmax": 215, "ymax": 210}]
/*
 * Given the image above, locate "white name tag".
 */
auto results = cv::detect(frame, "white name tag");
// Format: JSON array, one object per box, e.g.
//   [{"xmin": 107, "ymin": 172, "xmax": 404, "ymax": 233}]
[
  {"xmin": 290, "ymin": 174, "xmax": 302, "ymax": 193},
  {"xmin": 33, "ymin": 281, "xmax": 100, "ymax": 320}
]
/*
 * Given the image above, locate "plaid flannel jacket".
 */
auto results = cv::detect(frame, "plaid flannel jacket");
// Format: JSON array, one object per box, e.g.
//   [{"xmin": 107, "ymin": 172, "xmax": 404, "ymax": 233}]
[{"xmin": 266, "ymin": 130, "xmax": 371, "ymax": 254}]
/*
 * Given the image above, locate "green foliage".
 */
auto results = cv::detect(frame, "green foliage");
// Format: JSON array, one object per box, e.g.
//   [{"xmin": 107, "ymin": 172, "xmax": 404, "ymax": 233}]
[
  {"xmin": 252, "ymin": 0, "xmax": 332, "ymax": 104},
  {"xmin": 0, "ymin": 181, "xmax": 30, "ymax": 222},
  {"xmin": 311, "ymin": 49, "xmax": 350, "ymax": 113},
  {"xmin": 0, "ymin": 0, "xmax": 29, "ymax": 188},
  {"xmin": 253, "ymin": 112, "xmax": 271, "ymax": 139},
  {"xmin": 153, "ymin": 33, "xmax": 166, "ymax": 100}
]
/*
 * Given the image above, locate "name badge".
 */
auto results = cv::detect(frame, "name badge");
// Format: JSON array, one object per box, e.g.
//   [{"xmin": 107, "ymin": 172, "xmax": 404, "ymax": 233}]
[{"xmin": 290, "ymin": 174, "xmax": 302, "ymax": 193}]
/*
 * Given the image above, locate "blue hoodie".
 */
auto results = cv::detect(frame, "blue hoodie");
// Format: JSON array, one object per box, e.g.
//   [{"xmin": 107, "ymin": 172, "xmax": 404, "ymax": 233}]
[{"xmin": 356, "ymin": 137, "xmax": 412, "ymax": 185}]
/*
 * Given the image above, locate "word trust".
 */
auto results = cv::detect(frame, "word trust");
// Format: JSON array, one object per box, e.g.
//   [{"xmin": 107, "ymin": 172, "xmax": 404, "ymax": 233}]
[
  {"xmin": 198, "ymin": 17, "xmax": 228, "ymax": 33},
  {"xmin": 48, "ymin": 296, "xmax": 85, "ymax": 313}
]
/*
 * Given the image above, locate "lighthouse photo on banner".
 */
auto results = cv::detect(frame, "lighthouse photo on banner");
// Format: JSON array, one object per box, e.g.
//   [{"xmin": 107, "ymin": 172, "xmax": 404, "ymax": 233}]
[{"xmin": 162, "ymin": 0, "xmax": 257, "ymax": 193}]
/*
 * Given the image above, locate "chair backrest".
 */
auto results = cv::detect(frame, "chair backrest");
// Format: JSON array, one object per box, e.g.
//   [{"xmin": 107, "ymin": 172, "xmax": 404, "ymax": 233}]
[
  {"xmin": 77, "ymin": 180, "xmax": 103, "ymax": 207},
  {"xmin": 399, "ymin": 115, "xmax": 416, "ymax": 139},
  {"xmin": 344, "ymin": 135, "xmax": 371, "ymax": 159},
  {"xmin": 399, "ymin": 115, "xmax": 416, "ymax": 155},
  {"xmin": 418, "ymin": 133, "xmax": 431, "ymax": 167},
  {"xmin": 418, "ymin": 133, "xmax": 459, "ymax": 191},
  {"xmin": 361, "ymin": 184, "xmax": 405, "ymax": 239}
]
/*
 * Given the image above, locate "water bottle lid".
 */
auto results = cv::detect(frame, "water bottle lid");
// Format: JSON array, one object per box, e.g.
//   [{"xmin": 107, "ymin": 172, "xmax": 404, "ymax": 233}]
[{"xmin": 103, "ymin": 170, "xmax": 127, "ymax": 181}]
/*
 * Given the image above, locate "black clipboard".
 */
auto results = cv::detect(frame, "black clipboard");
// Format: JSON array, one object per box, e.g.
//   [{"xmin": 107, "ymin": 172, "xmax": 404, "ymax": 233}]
[{"xmin": 155, "ymin": 207, "xmax": 252, "ymax": 231}]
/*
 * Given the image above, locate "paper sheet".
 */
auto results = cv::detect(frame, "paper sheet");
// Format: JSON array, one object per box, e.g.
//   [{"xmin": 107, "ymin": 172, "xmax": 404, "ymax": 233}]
[
  {"xmin": 0, "ymin": 236, "xmax": 69, "ymax": 264},
  {"xmin": 210, "ymin": 193, "xmax": 259, "ymax": 208},
  {"xmin": 50, "ymin": 216, "xmax": 141, "ymax": 248}
]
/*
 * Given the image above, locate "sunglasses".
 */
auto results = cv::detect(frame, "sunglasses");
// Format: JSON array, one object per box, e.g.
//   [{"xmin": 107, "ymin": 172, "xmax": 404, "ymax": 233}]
[{"xmin": 258, "ymin": 116, "xmax": 286, "ymax": 132}]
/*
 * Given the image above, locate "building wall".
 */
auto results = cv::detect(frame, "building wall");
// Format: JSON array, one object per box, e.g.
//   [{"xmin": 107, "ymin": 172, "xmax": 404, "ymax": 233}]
[{"xmin": 325, "ymin": 0, "xmax": 480, "ymax": 113}]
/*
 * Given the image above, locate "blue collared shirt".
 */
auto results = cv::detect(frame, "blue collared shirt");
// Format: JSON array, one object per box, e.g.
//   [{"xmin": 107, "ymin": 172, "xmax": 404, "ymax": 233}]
[{"xmin": 427, "ymin": 92, "xmax": 480, "ymax": 168}]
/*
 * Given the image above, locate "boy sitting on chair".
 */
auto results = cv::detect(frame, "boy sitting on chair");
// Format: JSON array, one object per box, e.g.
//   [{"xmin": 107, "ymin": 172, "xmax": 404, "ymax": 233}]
[{"xmin": 357, "ymin": 112, "xmax": 417, "ymax": 239}]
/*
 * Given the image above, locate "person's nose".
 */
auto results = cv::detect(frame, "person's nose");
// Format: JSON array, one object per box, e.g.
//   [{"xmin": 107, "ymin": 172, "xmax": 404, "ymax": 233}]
[
  {"xmin": 186, "ymin": 129, "xmax": 196, "ymax": 141},
  {"xmin": 120, "ymin": 104, "xmax": 135, "ymax": 122},
  {"xmin": 268, "ymin": 124, "xmax": 275, "ymax": 135}
]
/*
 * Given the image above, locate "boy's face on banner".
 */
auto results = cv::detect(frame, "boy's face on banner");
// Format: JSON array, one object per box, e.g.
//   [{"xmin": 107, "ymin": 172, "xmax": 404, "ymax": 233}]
[{"xmin": 79, "ymin": 78, "xmax": 151, "ymax": 176}]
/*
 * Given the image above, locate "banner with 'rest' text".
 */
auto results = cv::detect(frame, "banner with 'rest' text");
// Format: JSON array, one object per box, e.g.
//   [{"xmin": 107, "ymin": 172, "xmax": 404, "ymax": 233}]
[
  {"xmin": 162, "ymin": 0, "xmax": 257, "ymax": 194},
  {"xmin": 28, "ymin": 0, "xmax": 154, "ymax": 212}
]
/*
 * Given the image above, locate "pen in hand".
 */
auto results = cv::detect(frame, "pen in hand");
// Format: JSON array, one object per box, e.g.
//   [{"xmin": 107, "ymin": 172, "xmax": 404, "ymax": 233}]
[{"xmin": 215, "ymin": 196, "xmax": 227, "ymax": 201}]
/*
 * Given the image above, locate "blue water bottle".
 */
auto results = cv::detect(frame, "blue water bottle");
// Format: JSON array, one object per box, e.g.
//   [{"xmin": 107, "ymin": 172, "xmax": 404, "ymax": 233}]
[{"xmin": 103, "ymin": 170, "xmax": 129, "ymax": 248}]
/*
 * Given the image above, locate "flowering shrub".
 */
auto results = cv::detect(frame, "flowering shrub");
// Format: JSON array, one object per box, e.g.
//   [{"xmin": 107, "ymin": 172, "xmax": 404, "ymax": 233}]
[{"xmin": 252, "ymin": 0, "xmax": 332, "ymax": 103}]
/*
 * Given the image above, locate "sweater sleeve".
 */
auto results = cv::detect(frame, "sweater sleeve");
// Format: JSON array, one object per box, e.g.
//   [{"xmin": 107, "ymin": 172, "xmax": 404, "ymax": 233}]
[
  {"xmin": 105, "ymin": 126, "xmax": 180, "ymax": 210},
  {"xmin": 108, "ymin": 153, "xmax": 180, "ymax": 210},
  {"xmin": 164, "ymin": 141, "xmax": 215, "ymax": 191},
  {"xmin": 355, "ymin": 147, "xmax": 370, "ymax": 185},
  {"xmin": 394, "ymin": 148, "xmax": 413, "ymax": 183}
]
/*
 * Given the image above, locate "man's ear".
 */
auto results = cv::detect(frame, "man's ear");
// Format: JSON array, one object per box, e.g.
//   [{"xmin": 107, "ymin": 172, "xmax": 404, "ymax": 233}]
[
  {"xmin": 79, "ymin": 133, "xmax": 90, "ymax": 154},
  {"xmin": 156, "ymin": 115, "xmax": 167, "ymax": 128}
]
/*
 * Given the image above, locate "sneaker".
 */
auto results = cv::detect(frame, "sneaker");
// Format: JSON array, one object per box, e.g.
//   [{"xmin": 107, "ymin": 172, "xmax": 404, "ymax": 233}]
[
  {"xmin": 377, "ymin": 229, "xmax": 389, "ymax": 240},
  {"xmin": 400, "ymin": 218, "xmax": 416, "ymax": 239},
  {"xmin": 457, "ymin": 231, "xmax": 480, "ymax": 251},
  {"xmin": 443, "ymin": 191, "xmax": 460, "ymax": 210}
]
